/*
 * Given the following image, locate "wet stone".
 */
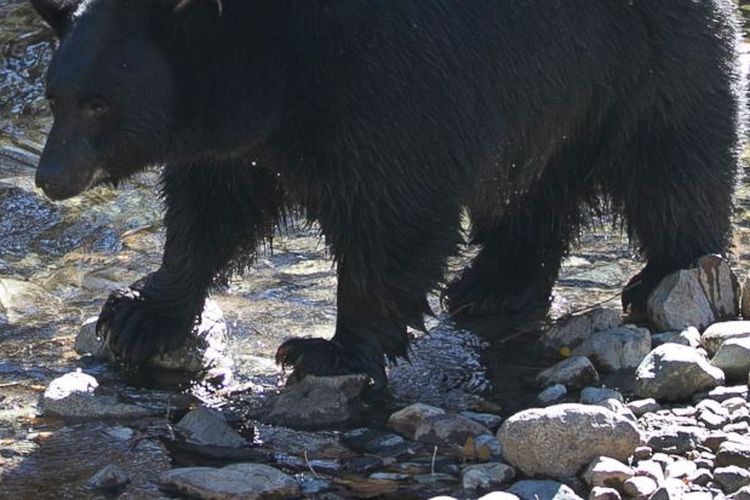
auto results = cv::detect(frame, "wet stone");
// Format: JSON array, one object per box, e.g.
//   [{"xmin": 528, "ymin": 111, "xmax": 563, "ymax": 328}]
[
  {"xmin": 536, "ymin": 356, "xmax": 599, "ymax": 389},
  {"xmin": 581, "ymin": 456, "xmax": 633, "ymax": 488},
  {"xmin": 388, "ymin": 403, "xmax": 446, "ymax": 440},
  {"xmin": 175, "ymin": 407, "xmax": 246, "ymax": 449},
  {"xmin": 41, "ymin": 371, "xmax": 156, "ymax": 420},
  {"xmin": 589, "ymin": 486, "xmax": 622, "ymax": 500},
  {"xmin": 298, "ymin": 476, "xmax": 331, "ymax": 495},
  {"xmin": 647, "ymin": 269, "xmax": 715, "ymax": 331},
  {"xmin": 714, "ymin": 466, "xmax": 750, "ymax": 494},
  {"xmin": 537, "ymin": 384, "xmax": 568, "ymax": 406},
  {"xmin": 461, "ymin": 462, "xmax": 515, "ymax": 491},
  {"xmin": 710, "ymin": 337, "xmax": 750, "ymax": 381},
  {"xmin": 75, "ymin": 300, "xmax": 233, "ymax": 378},
  {"xmin": 627, "ymin": 398, "xmax": 661, "ymax": 417},
  {"xmin": 414, "ymin": 413, "xmax": 491, "ymax": 448},
  {"xmin": 160, "ymin": 463, "xmax": 300, "ymax": 499},
  {"xmin": 266, "ymin": 374, "xmax": 368, "ymax": 429},
  {"xmin": 580, "ymin": 387, "xmax": 623, "ymax": 405},
  {"xmin": 86, "ymin": 464, "xmax": 130, "ymax": 490},
  {"xmin": 341, "ymin": 428, "xmax": 409, "ymax": 457},
  {"xmin": 507, "ymin": 479, "xmax": 583, "ymax": 500},
  {"xmin": 622, "ymin": 475, "xmax": 658, "ymax": 498},
  {"xmin": 634, "ymin": 344, "xmax": 725, "ymax": 401},
  {"xmin": 497, "ymin": 404, "xmax": 640, "ymax": 480},
  {"xmin": 460, "ymin": 411, "xmax": 503, "ymax": 430},
  {"xmin": 540, "ymin": 308, "xmax": 622, "ymax": 351},
  {"xmin": 571, "ymin": 325, "xmax": 651, "ymax": 372}
]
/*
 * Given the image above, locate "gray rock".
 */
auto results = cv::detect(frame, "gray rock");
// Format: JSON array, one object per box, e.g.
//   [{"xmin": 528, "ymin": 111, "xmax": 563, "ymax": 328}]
[
  {"xmin": 687, "ymin": 469, "xmax": 713, "ymax": 487},
  {"xmin": 742, "ymin": 275, "xmax": 750, "ymax": 319},
  {"xmin": 626, "ymin": 398, "xmax": 661, "ymax": 417},
  {"xmin": 634, "ymin": 344, "xmax": 725, "ymax": 401},
  {"xmin": 41, "ymin": 371, "xmax": 156, "ymax": 419},
  {"xmin": 461, "ymin": 463, "xmax": 515, "ymax": 491},
  {"xmin": 473, "ymin": 434, "xmax": 503, "ymax": 461},
  {"xmin": 634, "ymin": 460, "xmax": 665, "ymax": 484},
  {"xmin": 633, "ymin": 446, "xmax": 653, "ymax": 460},
  {"xmin": 537, "ymin": 384, "xmax": 568, "ymax": 406},
  {"xmin": 387, "ymin": 403, "xmax": 446, "ymax": 440},
  {"xmin": 714, "ymin": 466, "xmax": 750, "ymax": 494},
  {"xmin": 711, "ymin": 337, "xmax": 750, "ymax": 381},
  {"xmin": 646, "ymin": 426, "xmax": 700, "ymax": 454},
  {"xmin": 652, "ymin": 327, "xmax": 701, "ymax": 348},
  {"xmin": 728, "ymin": 486, "xmax": 750, "ymax": 500},
  {"xmin": 175, "ymin": 407, "xmax": 246, "ymax": 448},
  {"xmin": 716, "ymin": 440, "xmax": 750, "ymax": 469},
  {"xmin": 507, "ymin": 479, "xmax": 583, "ymax": 500},
  {"xmin": 702, "ymin": 321, "xmax": 750, "ymax": 355},
  {"xmin": 695, "ymin": 255, "xmax": 740, "ymax": 321},
  {"xmin": 160, "ymin": 463, "xmax": 300, "ymax": 499},
  {"xmin": 497, "ymin": 404, "xmax": 640, "ymax": 479},
  {"xmin": 594, "ymin": 398, "xmax": 637, "ymax": 423},
  {"xmin": 86, "ymin": 464, "xmax": 130, "ymax": 490},
  {"xmin": 622, "ymin": 476, "xmax": 658, "ymax": 498},
  {"xmin": 705, "ymin": 385, "xmax": 748, "ymax": 402},
  {"xmin": 536, "ymin": 356, "xmax": 599, "ymax": 389},
  {"xmin": 647, "ymin": 269, "xmax": 715, "ymax": 331},
  {"xmin": 571, "ymin": 326, "xmax": 651, "ymax": 371},
  {"xmin": 580, "ymin": 387, "xmax": 624, "ymax": 405},
  {"xmin": 414, "ymin": 413, "xmax": 491, "ymax": 447},
  {"xmin": 342, "ymin": 428, "xmax": 408, "ymax": 457},
  {"xmin": 75, "ymin": 300, "xmax": 233, "ymax": 377},
  {"xmin": 581, "ymin": 456, "xmax": 633, "ymax": 488},
  {"xmin": 267, "ymin": 374, "xmax": 368, "ymax": 428},
  {"xmin": 460, "ymin": 411, "xmax": 503, "ymax": 430},
  {"xmin": 541, "ymin": 308, "xmax": 621, "ymax": 351},
  {"xmin": 588, "ymin": 486, "xmax": 622, "ymax": 500}
]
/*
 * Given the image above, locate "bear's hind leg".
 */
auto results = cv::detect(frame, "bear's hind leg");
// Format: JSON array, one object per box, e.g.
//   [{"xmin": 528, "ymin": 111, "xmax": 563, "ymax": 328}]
[
  {"xmin": 98, "ymin": 163, "xmax": 282, "ymax": 368},
  {"xmin": 445, "ymin": 164, "xmax": 587, "ymax": 317}
]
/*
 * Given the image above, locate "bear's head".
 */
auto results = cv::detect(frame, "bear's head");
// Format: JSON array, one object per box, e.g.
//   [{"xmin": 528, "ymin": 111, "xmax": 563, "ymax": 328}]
[{"xmin": 32, "ymin": 0, "xmax": 282, "ymax": 201}]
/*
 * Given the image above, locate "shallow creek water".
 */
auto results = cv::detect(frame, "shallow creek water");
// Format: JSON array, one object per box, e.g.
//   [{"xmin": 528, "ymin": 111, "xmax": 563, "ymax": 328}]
[{"xmin": 1, "ymin": 1, "xmax": 750, "ymax": 498}]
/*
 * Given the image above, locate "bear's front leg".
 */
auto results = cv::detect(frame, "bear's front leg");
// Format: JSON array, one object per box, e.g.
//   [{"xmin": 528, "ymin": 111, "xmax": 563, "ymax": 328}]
[{"xmin": 97, "ymin": 163, "xmax": 281, "ymax": 368}]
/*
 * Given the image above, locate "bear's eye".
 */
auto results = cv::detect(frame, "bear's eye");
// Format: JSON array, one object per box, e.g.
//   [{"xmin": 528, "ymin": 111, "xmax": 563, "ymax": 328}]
[{"xmin": 83, "ymin": 98, "xmax": 109, "ymax": 119}]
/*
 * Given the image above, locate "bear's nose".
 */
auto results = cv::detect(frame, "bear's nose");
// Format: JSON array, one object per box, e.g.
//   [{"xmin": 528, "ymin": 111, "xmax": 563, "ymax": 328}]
[{"xmin": 35, "ymin": 165, "xmax": 76, "ymax": 201}]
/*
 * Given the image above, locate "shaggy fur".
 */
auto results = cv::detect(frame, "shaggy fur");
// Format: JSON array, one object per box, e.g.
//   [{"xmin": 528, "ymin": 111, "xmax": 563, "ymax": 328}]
[{"xmin": 32, "ymin": 0, "xmax": 743, "ymax": 387}]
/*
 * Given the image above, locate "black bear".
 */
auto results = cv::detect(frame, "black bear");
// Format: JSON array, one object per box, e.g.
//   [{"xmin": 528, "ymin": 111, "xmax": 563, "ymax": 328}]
[{"xmin": 31, "ymin": 0, "xmax": 743, "ymax": 388}]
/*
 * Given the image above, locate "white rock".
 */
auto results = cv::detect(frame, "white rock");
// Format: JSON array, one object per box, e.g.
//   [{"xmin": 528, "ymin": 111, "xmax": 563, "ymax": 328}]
[
  {"xmin": 711, "ymin": 337, "xmax": 750, "ymax": 381},
  {"xmin": 536, "ymin": 356, "xmax": 599, "ymax": 389},
  {"xmin": 541, "ymin": 308, "xmax": 621, "ymax": 351},
  {"xmin": 634, "ymin": 344, "xmax": 725, "ymax": 401},
  {"xmin": 647, "ymin": 270, "xmax": 715, "ymax": 331},
  {"xmin": 701, "ymin": 321, "xmax": 750, "ymax": 355},
  {"xmin": 388, "ymin": 403, "xmax": 446, "ymax": 440},
  {"xmin": 580, "ymin": 387, "xmax": 624, "ymax": 405},
  {"xmin": 665, "ymin": 459, "xmax": 696, "ymax": 479},
  {"xmin": 160, "ymin": 463, "xmax": 300, "ymax": 499},
  {"xmin": 588, "ymin": 486, "xmax": 621, "ymax": 500},
  {"xmin": 0, "ymin": 278, "xmax": 60, "ymax": 323},
  {"xmin": 622, "ymin": 476, "xmax": 658, "ymax": 498},
  {"xmin": 478, "ymin": 493, "xmax": 521, "ymax": 500},
  {"xmin": 497, "ymin": 404, "xmax": 641, "ymax": 479},
  {"xmin": 414, "ymin": 414, "xmax": 491, "ymax": 447},
  {"xmin": 581, "ymin": 456, "xmax": 633, "ymax": 488},
  {"xmin": 626, "ymin": 398, "xmax": 661, "ymax": 417},
  {"xmin": 572, "ymin": 326, "xmax": 651, "ymax": 371}
]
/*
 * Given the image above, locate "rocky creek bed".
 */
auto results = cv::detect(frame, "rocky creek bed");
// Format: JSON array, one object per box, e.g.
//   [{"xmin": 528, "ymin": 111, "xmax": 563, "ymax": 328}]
[{"xmin": 4, "ymin": 0, "xmax": 750, "ymax": 498}]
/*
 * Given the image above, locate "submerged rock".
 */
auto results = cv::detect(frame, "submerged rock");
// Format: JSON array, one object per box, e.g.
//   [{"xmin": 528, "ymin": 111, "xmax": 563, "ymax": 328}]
[
  {"xmin": 634, "ymin": 344, "xmax": 725, "ymax": 401},
  {"xmin": 497, "ymin": 404, "xmax": 640, "ymax": 479},
  {"xmin": 175, "ymin": 406, "xmax": 246, "ymax": 449},
  {"xmin": 75, "ymin": 299, "xmax": 233, "ymax": 378},
  {"xmin": 160, "ymin": 463, "xmax": 300, "ymax": 499},
  {"xmin": 86, "ymin": 464, "xmax": 130, "ymax": 490},
  {"xmin": 40, "ymin": 371, "xmax": 156, "ymax": 419},
  {"xmin": 266, "ymin": 374, "xmax": 368, "ymax": 429}
]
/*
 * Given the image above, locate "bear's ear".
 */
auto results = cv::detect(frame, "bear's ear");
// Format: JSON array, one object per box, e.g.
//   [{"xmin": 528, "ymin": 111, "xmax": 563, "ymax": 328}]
[{"xmin": 30, "ymin": 0, "xmax": 81, "ymax": 38}]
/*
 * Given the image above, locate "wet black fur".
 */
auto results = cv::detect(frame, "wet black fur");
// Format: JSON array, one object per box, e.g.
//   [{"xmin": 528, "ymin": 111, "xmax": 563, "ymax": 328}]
[{"xmin": 34, "ymin": 0, "xmax": 743, "ymax": 387}]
